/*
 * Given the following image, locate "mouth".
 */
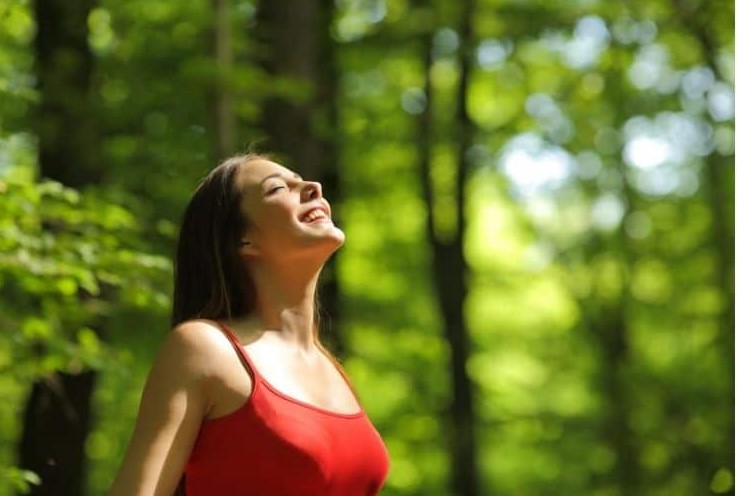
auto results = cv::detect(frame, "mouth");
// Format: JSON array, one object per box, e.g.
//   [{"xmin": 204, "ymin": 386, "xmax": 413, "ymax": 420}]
[{"xmin": 299, "ymin": 206, "xmax": 331, "ymax": 224}]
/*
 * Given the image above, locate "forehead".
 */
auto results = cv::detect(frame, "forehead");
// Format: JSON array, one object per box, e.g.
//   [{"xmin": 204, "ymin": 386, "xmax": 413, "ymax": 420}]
[{"xmin": 237, "ymin": 159, "xmax": 297, "ymax": 188}]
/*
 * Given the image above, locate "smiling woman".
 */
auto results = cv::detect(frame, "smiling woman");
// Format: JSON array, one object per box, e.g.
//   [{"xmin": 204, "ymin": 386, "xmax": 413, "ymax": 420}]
[{"xmin": 108, "ymin": 153, "xmax": 390, "ymax": 496}]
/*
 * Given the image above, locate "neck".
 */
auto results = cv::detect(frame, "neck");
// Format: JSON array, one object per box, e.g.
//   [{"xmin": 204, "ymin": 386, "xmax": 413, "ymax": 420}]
[{"xmin": 248, "ymin": 258, "xmax": 322, "ymax": 350}]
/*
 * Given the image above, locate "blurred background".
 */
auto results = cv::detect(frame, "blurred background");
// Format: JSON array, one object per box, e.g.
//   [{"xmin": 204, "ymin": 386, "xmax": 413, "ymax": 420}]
[{"xmin": 0, "ymin": 0, "xmax": 733, "ymax": 494}]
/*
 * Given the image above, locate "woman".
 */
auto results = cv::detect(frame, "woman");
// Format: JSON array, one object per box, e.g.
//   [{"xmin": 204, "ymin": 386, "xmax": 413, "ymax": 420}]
[{"xmin": 109, "ymin": 154, "xmax": 390, "ymax": 495}]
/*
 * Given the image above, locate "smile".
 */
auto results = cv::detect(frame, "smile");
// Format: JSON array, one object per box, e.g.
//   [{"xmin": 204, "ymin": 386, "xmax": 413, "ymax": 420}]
[{"xmin": 299, "ymin": 207, "xmax": 331, "ymax": 224}]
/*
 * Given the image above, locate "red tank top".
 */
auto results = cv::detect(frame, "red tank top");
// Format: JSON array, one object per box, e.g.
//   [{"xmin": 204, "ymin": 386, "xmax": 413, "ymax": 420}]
[{"xmin": 184, "ymin": 323, "xmax": 390, "ymax": 495}]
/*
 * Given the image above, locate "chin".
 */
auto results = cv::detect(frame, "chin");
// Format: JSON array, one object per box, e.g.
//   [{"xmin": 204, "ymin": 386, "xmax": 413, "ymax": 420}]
[
  {"xmin": 324, "ymin": 226, "xmax": 346, "ymax": 253},
  {"xmin": 294, "ymin": 222, "xmax": 345, "ymax": 257},
  {"xmin": 331, "ymin": 226, "xmax": 346, "ymax": 245}
]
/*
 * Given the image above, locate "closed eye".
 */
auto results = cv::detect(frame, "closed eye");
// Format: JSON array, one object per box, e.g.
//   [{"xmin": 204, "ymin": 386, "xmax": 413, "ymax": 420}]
[{"xmin": 266, "ymin": 185, "xmax": 285, "ymax": 195}]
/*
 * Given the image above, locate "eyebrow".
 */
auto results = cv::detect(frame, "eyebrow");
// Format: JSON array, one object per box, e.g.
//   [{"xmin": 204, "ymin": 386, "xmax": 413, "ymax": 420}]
[{"xmin": 259, "ymin": 172, "xmax": 302, "ymax": 186}]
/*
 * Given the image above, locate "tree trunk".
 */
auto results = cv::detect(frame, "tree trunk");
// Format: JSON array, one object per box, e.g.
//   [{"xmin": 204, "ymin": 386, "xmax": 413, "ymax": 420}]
[
  {"xmin": 416, "ymin": 0, "xmax": 480, "ymax": 493},
  {"xmin": 31, "ymin": 0, "xmax": 100, "ymax": 187},
  {"xmin": 19, "ymin": 373, "xmax": 97, "ymax": 496},
  {"xmin": 19, "ymin": 1, "xmax": 98, "ymax": 494},
  {"xmin": 702, "ymin": 151, "xmax": 735, "ymax": 472},
  {"xmin": 211, "ymin": 0, "xmax": 236, "ymax": 160},
  {"xmin": 591, "ymin": 306, "xmax": 639, "ymax": 493},
  {"xmin": 255, "ymin": 0, "xmax": 345, "ymax": 356},
  {"xmin": 582, "ymin": 58, "xmax": 642, "ymax": 494},
  {"xmin": 671, "ymin": 0, "xmax": 735, "ymax": 474},
  {"xmin": 691, "ymin": 10, "xmax": 735, "ymax": 474}
]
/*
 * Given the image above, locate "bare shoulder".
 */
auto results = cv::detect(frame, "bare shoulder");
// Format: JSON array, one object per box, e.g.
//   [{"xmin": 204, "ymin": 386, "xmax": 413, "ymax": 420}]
[
  {"xmin": 107, "ymin": 320, "xmax": 235, "ymax": 495},
  {"xmin": 156, "ymin": 319, "xmax": 237, "ymax": 379},
  {"xmin": 168, "ymin": 319, "xmax": 227, "ymax": 350}
]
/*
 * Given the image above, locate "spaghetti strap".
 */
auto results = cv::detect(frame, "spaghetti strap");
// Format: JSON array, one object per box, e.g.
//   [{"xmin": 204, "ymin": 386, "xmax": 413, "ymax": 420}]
[{"xmin": 214, "ymin": 321, "xmax": 260, "ymax": 384}]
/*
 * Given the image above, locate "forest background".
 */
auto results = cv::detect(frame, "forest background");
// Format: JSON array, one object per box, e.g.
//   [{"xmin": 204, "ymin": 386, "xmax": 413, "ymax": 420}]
[{"xmin": 0, "ymin": 0, "xmax": 733, "ymax": 495}]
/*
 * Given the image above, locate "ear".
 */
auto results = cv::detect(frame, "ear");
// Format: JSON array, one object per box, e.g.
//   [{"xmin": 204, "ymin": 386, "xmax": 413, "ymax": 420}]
[{"xmin": 238, "ymin": 237, "xmax": 260, "ymax": 257}]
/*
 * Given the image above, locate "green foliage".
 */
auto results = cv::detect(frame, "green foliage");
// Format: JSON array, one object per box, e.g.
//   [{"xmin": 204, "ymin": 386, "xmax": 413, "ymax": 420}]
[
  {"xmin": 0, "ymin": 176, "xmax": 170, "ymax": 372},
  {"xmin": 0, "ymin": 466, "xmax": 40, "ymax": 494},
  {"xmin": 337, "ymin": 0, "xmax": 733, "ymax": 494},
  {"xmin": 0, "ymin": 174, "xmax": 171, "ymax": 493},
  {"xmin": 0, "ymin": 0, "xmax": 733, "ymax": 494}
]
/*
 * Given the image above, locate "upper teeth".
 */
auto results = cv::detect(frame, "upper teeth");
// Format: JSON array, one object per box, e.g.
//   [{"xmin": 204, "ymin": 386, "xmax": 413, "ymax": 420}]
[{"xmin": 305, "ymin": 209, "xmax": 327, "ymax": 222}]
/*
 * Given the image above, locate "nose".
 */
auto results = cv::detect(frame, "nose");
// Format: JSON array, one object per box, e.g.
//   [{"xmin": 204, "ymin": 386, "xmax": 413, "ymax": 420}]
[{"xmin": 301, "ymin": 181, "xmax": 322, "ymax": 201}]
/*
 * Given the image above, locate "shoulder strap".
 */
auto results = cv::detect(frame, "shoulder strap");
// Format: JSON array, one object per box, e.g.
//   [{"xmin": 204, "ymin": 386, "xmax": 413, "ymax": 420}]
[{"xmin": 214, "ymin": 321, "xmax": 260, "ymax": 383}]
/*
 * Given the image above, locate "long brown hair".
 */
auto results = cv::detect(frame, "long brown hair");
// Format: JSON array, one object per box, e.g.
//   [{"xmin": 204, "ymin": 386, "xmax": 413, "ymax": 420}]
[
  {"xmin": 171, "ymin": 153, "xmax": 336, "ymax": 350},
  {"xmin": 171, "ymin": 153, "xmax": 265, "ymax": 327},
  {"xmin": 172, "ymin": 154, "xmax": 356, "ymax": 494}
]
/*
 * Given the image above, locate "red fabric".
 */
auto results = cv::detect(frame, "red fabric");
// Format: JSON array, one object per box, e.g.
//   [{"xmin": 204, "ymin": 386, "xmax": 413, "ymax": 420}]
[{"xmin": 184, "ymin": 323, "xmax": 390, "ymax": 495}]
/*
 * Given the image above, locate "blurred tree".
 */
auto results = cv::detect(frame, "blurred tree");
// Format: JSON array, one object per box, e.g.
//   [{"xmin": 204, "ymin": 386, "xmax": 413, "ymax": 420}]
[
  {"xmin": 416, "ymin": 0, "xmax": 480, "ymax": 493},
  {"xmin": 255, "ymin": 0, "xmax": 345, "ymax": 356},
  {"xmin": 18, "ymin": 0, "xmax": 100, "ymax": 494},
  {"xmin": 674, "ymin": 0, "xmax": 735, "ymax": 473},
  {"xmin": 0, "ymin": 0, "xmax": 732, "ymax": 494},
  {"xmin": 30, "ymin": 0, "xmax": 100, "ymax": 187},
  {"xmin": 210, "ymin": 0, "xmax": 236, "ymax": 159},
  {"xmin": 581, "ymin": 49, "xmax": 643, "ymax": 495}
]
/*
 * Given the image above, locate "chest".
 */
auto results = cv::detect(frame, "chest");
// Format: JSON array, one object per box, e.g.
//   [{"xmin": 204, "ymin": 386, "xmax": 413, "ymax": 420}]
[
  {"xmin": 243, "ymin": 344, "xmax": 361, "ymax": 411},
  {"xmin": 187, "ymin": 382, "xmax": 390, "ymax": 496}
]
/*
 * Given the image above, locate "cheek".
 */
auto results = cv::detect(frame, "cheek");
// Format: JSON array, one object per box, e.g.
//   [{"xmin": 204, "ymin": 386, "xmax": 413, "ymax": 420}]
[{"xmin": 252, "ymin": 203, "xmax": 297, "ymax": 234}]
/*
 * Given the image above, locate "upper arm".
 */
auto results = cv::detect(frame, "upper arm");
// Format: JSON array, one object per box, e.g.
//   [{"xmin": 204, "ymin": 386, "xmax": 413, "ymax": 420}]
[{"xmin": 108, "ymin": 322, "xmax": 218, "ymax": 496}]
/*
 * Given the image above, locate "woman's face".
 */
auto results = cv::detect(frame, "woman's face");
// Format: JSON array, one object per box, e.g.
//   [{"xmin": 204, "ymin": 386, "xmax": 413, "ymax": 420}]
[{"xmin": 236, "ymin": 159, "xmax": 345, "ymax": 262}]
